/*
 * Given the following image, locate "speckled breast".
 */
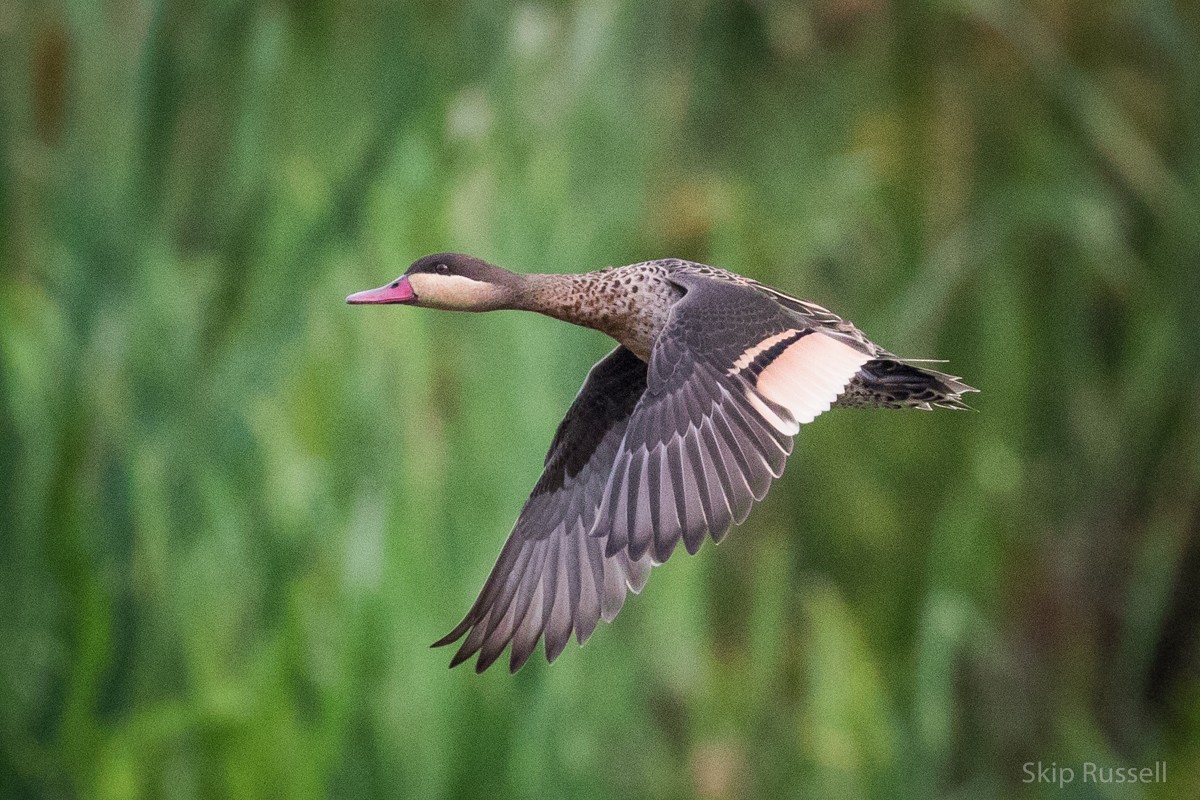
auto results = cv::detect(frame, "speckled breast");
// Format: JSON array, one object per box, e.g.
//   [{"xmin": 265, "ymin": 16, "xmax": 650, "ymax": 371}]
[{"xmin": 580, "ymin": 263, "xmax": 682, "ymax": 361}]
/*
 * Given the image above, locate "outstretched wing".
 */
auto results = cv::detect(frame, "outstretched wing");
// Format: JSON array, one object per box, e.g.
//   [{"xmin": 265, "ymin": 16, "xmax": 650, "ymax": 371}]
[
  {"xmin": 436, "ymin": 276, "xmax": 875, "ymax": 672},
  {"xmin": 592, "ymin": 273, "xmax": 873, "ymax": 564},
  {"xmin": 432, "ymin": 346, "xmax": 654, "ymax": 673}
]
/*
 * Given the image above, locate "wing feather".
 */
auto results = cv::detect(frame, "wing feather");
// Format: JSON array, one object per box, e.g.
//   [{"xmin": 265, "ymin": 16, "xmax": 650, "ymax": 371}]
[
  {"xmin": 434, "ymin": 347, "xmax": 650, "ymax": 672},
  {"xmin": 593, "ymin": 273, "xmax": 867, "ymax": 558}
]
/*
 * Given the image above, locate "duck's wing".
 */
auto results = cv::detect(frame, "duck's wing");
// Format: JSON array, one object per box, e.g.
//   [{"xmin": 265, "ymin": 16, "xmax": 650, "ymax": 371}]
[
  {"xmin": 672, "ymin": 261, "xmax": 883, "ymax": 352},
  {"xmin": 432, "ymin": 346, "xmax": 655, "ymax": 673},
  {"xmin": 738, "ymin": 274, "xmax": 977, "ymax": 410},
  {"xmin": 592, "ymin": 272, "xmax": 873, "ymax": 563}
]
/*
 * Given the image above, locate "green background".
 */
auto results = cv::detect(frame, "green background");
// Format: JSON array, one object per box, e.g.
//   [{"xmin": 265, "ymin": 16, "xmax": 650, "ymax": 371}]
[{"xmin": 3, "ymin": 1, "xmax": 1199, "ymax": 797}]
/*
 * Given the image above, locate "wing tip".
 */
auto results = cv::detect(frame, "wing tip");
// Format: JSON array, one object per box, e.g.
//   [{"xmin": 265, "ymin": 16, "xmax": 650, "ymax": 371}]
[
  {"xmin": 431, "ymin": 621, "xmax": 471, "ymax": 649},
  {"xmin": 474, "ymin": 646, "xmax": 505, "ymax": 674},
  {"xmin": 508, "ymin": 643, "xmax": 536, "ymax": 673},
  {"xmin": 545, "ymin": 636, "xmax": 568, "ymax": 665},
  {"xmin": 448, "ymin": 644, "xmax": 477, "ymax": 669}
]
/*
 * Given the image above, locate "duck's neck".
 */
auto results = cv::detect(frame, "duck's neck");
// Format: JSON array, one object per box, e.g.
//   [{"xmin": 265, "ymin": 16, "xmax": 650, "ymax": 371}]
[
  {"xmin": 509, "ymin": 268, "xmax": 662, "ymax": 361},
  {"xmin": 512, "ymin": 272, "xmax": 613, "ymax": 329}
]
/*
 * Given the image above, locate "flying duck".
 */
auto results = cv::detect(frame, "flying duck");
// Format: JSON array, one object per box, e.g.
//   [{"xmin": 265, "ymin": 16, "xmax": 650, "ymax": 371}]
[{"xmin": 348, "ymin": 254, "xmax": 976, "ymax": 673}]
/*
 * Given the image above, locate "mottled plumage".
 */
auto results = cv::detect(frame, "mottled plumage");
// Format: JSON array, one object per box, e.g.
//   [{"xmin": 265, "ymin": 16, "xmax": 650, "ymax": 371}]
[{"xmin": 347, "ymin": 253, "xmax": 977, "ymax": 672}]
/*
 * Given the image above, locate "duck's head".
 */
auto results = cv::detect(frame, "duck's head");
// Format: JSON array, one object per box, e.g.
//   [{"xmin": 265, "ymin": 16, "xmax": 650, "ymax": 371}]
[{"xmin": 346, "ymin": 253, "xmax": 521, "ymax": 311}]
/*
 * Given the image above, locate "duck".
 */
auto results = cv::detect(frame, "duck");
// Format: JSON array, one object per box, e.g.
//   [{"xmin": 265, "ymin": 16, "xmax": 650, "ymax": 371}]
[{"xmin": 347, "ymin": 253, "xmax": 976, "ymax": 673}]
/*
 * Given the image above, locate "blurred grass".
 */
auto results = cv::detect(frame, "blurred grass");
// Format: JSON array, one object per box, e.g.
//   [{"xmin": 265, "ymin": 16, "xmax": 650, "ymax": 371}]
[{"xmin": 2, "ymin": 0, "xmax": 1200, "ymax": 798}]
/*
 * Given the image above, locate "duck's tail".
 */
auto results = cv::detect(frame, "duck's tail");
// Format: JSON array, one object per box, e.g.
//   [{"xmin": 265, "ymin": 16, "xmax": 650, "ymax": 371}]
[{"xmin": 834, "ymin": 358, "xmax": 978, "ymax": 411}]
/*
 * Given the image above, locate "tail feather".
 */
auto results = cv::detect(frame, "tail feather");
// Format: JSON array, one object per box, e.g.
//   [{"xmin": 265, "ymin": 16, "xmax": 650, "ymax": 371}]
[{"xmin": 834, "ymin": 358, "xmax": 978, "ymax": 411}]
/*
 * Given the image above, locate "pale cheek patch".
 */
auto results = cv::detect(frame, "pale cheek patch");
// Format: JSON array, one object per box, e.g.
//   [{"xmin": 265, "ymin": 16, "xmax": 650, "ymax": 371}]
[
  {"xmin": 407, "ymin": 274, "xmax": 498, "ymax": 310},
  {"xmin": 747, "ymin": 333, "xmax": 871, "ymax": 433}
]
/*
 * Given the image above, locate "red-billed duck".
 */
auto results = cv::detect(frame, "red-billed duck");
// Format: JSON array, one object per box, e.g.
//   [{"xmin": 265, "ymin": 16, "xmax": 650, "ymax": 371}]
[{"xmin": 348, "ymin": 254, "xmax": 976, "ymax": 672}]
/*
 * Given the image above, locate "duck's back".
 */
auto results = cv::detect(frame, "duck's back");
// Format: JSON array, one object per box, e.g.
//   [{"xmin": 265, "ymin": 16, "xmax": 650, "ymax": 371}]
[{"xmin": 622, "ymin": 261, "xmax": 974, "ymax": 411}]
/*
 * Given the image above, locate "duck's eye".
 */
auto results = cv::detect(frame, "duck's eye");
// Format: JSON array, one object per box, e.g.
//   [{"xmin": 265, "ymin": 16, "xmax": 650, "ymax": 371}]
[{"xmin": 435, "ymin": 263, "xmax": 450, "ymax": 275}]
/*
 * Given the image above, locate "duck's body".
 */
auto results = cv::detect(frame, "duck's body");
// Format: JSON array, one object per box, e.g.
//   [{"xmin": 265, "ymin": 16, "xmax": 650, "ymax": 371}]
[{"xmin": 349, "ymin": 253, "xmax": 976, "ymax": 672}]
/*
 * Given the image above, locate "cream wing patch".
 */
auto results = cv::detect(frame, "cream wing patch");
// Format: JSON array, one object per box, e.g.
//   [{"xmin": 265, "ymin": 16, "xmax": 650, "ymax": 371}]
[
  {"xmin": 728, "ymin": 330, "xmax": 801, "ymax": 374},
  {"xmin": 734, "ymin": 330, "xmax": 872, "ymax": 434}
]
